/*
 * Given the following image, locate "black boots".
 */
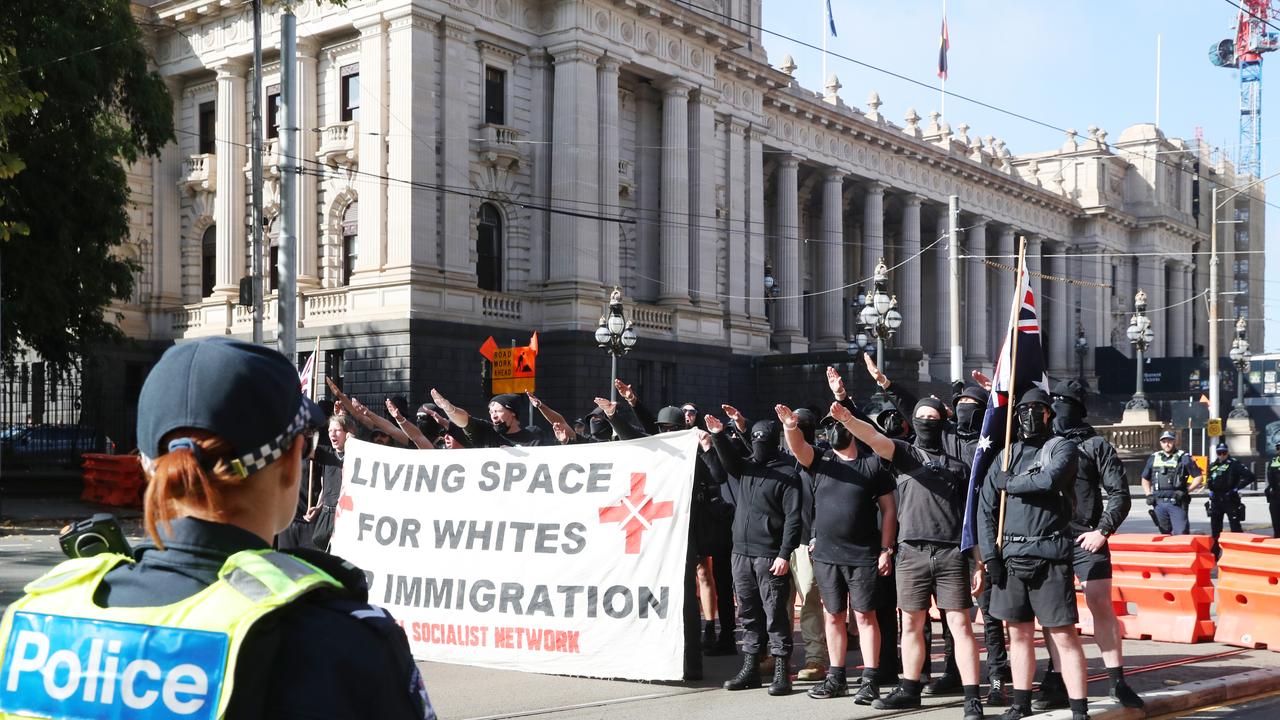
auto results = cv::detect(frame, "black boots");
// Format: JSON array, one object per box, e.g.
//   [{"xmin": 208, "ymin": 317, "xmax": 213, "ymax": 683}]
[
  {"xmin": 723, "ymin": 653, "xmax": 761, "ymax": 691},
  {"xmin": 767, "ymin": 655, "xmax": 791, "ymax": 696}
]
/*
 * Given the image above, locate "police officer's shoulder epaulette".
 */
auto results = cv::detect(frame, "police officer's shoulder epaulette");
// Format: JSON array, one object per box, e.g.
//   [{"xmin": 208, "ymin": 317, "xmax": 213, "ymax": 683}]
[{"xmin": 281, "ymin": 548, "xmax": 369, "ymax": 602}]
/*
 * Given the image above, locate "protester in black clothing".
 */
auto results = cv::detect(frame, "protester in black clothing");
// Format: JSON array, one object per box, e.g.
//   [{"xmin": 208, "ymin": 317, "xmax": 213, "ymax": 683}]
[
  {"xmin": 832, "ymin": 396, "xmax": 984, "ymax": 720},
  {"xmin": 278, "ymin": 412, "xmax": 354, "ymax": 551},
  {"xmin": 775, "ymin": 403, "xmax": 896, "ymax": 703},
  {"xmin": 706, "ymin": 414, "xmax": 802, "ymax": 696},
  {"xmin": 980, "ymin": 389, "xmax": 1089, "ymax": 720},
  {"xmin": 1267, "ymin": 442, "xmax": 1280, "ymax": 538},
  {"xmin": 1033, "ymin": 379, "xmax": 1142, "ymax": 711},
  {"xmin": 1207, "ymin": 443, "xmax": 1254, "ymax": 550},
  {"xmin": 431, "ymin": 389, "xmax": 545, "ymax": 447}
]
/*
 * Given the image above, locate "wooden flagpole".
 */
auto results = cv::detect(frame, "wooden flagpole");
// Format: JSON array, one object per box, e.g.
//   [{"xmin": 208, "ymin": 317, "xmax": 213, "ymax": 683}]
[
  {"xmin": 305, "ymin": 336, "xmax": 321, "ymax": 516},
  {"xmin": 996, "ymin": 237, "xmax": 1028, "ymax": 547}
]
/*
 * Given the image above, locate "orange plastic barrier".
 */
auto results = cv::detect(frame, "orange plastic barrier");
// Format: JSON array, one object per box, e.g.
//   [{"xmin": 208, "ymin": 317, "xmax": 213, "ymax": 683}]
[
  {"xmin": 1215, "ymin": 532, "xmax": 1280, "ymax": 650},
  {"xmin": 80, "ymin": 454, "xmax": 145, "ymax": 507},
  {"xmin": 1108, "ymin": 533, "xmax": 1215, "ymax": 643}
]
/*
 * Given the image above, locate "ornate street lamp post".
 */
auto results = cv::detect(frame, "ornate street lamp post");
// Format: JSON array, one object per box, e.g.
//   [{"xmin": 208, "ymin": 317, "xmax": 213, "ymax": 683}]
[
  {"xmin": 852, "ymin": 259, "xmax": 902, "ymax": 372},
  {"xmin": 1125, "ymin": 289, "xmax": 1154, "ymax": 410},
  {"xmin": 1075, "ymin": 324, "xmax": 1089, "ymax": 383},
  {"xmin": 594, "ymin": 287, "xmax": 637, "ymax": 402},
  {"xmin": 1228, "ymin": 315, "xmax": 1252, "ymax": 419}
]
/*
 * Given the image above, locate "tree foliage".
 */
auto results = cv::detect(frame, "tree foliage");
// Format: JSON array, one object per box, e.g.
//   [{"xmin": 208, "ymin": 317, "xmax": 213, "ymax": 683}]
[{"xmin": 0, "ymin": 0, "xmax": 173, "ymax": 370}]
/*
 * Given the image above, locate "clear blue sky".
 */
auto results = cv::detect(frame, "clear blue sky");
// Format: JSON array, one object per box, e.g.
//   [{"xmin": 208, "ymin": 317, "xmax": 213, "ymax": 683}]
[{"xmin": 761, "ymin": 0, "xmax": 1278, "ymax": 351}]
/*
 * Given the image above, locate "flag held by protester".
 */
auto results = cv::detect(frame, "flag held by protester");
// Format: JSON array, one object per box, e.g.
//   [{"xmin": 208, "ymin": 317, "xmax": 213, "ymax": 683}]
[{"xmin": 959, "ymin": 263, "xmax": 1049, "ymax": 552}]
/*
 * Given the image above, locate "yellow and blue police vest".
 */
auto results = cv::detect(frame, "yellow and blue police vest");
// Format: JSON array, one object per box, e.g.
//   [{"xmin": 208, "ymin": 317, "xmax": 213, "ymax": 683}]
[
  {"xmin": 0, "ymin": 549, "xmax": 340, "ymax": 720},
  {"xmin": 1150, "ymin": 451, "xmax": 1186, "ymax": 494}
]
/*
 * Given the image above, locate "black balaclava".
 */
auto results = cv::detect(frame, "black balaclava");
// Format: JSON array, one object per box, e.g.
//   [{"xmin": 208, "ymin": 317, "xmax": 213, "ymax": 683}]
[
  {"xmin": 953, "ymin": 385, "xmax": 989, "ymax": 436},
  {"xmin": 794, "ymin": 408, "xmax": 818, "ymax": 445},
  {"xmin": 912, "ymin": 398, "xmax": 946, "ymax": 451},
  {"xmin": 588, "ymin": 410, "xmax": 611, "ymax": 441},
  {"xmin": 1051, "ymin": 399, "xmax": 1086, "ymax": 433},
  {"xmin": 415, "ymin": 415, "xmax": 442, "ymax": 440},
  {"xmin": 750, "ymin": 420, "xmax": 782, "ymax": 464},
  {"xmin": 823, "ymin": 421, "xmax": 853, "ymax": 451}
]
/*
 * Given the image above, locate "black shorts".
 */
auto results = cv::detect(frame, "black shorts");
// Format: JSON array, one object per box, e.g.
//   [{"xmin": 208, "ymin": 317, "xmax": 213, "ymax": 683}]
[
  {"xmin": 1072, "ymin": 542, "xmax": 1112, "ymax": 582},
  {"xmin": 989, "ymin": 558, "xmax": 1078, "ymax": 628},
  {"xmin": 895, "ymin": 541, "xmax": 974, "ymax": 611},
  {"xmin": 814, "ymin": 560, "xmax": 878, "ymax": 614}
]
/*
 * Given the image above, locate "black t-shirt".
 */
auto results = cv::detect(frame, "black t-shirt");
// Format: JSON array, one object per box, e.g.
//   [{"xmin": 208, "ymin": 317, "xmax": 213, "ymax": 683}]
[
  {"xmin": 804, "ymin": 449, "xmax": 894, "ymax": 566},
  {"xmin": 889, "ymin": 439, "xmax": 969, "ymax": 544}
]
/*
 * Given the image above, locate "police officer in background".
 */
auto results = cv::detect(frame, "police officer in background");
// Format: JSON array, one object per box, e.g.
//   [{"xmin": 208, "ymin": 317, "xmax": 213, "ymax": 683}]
[
  {"xmin": 1033, "ymin": 380, "xmax": 1143, "ymax": 711},
  {"xmin": 1206, "ymin": 442, "xmax": 1254, "ymax": 554},
  {"xmin": 0, "ymin": 338, "xmax": 432, "ymax": 719},
  {"xmin": 706, "ymin": 413, "xmax": 802, "ymax": 696},
  {"xmin": 1267, "ymin": 441, "xmax": 1280, "ymax": 538},
  {"xmin": 980, "ymin": 389, "xmax": 1090, "ymax": 720},
  {"xmin": 1140, "ymin": 431, "xmax": 1203, "ymax": 535}
]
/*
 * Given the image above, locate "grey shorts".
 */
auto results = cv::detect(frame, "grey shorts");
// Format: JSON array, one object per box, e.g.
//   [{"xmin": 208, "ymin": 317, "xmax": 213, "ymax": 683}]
[
  {"xmin": 1072, "ymin": 542, "xmax": 1112, "ymax": 582},
  {"xmin": 895, "ymin": 540, "xmax": 974, "ymax": 611},
  {"xmin": 813, "ymin": 560, "xmax": 878, "ymax": 614},
  {"xmin": 989, "ymin": 558, "xmax": 1078, "ymax": 628}
]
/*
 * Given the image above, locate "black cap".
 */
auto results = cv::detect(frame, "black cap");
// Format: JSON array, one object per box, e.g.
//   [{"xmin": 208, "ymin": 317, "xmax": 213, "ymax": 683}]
[
  {"xmin": 656, "ymin": 406, "xmax": 684, "ymax": 427},
  {"xmin": 913, "ymin": 397, "xmax": 946, "ymax": 418},
  {"xmin": 489, "ymin": 394, "xmax": 521, "ymax": 412},
  {"xmin": 137, "ymin": 338, "xmax": 325, "ymax": 477},
  {"xmin": 1051, "ymin": 379, "xmax": 1087, "ymax": 416},
  {"xmin": 750, "ymin": 419, "xmax": 781, "ymax": 443},
  {"xmin": 958, "ymin": 384, "xmax": 989, "ymax": 406},
  {"xmin": 1015, "ymin": 387, "xmax": 1053, "ymax": 411}
]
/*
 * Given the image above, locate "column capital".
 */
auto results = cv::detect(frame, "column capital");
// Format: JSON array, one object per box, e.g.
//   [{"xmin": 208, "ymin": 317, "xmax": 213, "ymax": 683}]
[
  {"xmin": 747, "ymin": 123, "xmax": 768, "ymax": 142},
  {"xmin": 823, "ymin": 167, "xmax": 846, "ymax": 183},
  {"xmin": 548, "ymin": 40, "xmax": 603, "ymax": 65},
  {"xmin": 353, "ymin": 13, "xmax": 387, "ymax": 36},
  {"xmin": 1025, "ymin": 232, "xmax": 1045, "ymax": 245},
  {"xmin": 384, "ymin": 5, "xmax": 441, "ymax": 30},
  {"xmin": 727, "ymin": 116, "xmax": 750, "ymax": 132},
  {"xmin": 904, "ymin": 193, "xmax": 924, "ymax": 207},
  {"xmin": 440, "ymin": 17, "xmax": 473, "ymax": 42},
  {"xmin": 212, "ymin": 59, "xmax": 248, "ymax": 79},
  {"xmin": 778, "ymin": 153, "xmax": 801, "ymax": 170},
  {"xmin": 658, "ymin": 76, "xmax": 694, "ymax": 97},
  {"xmin": 695, "ymin": 85, "xmax": 720, "ymax": 107},
  {"xmin": 863, "ymin": 180, "xmax": 887, "ymax": 195},
  {"xmin": 967, "ymin": 214, "xmax": 989, "ymax": 228},
  {"xmin": 597, "ymin": 54, "xmax": 624, "ymax": 73},
  {"xmin": 296, "ymin": 36, "xmax": 320, "ymax": 56}
]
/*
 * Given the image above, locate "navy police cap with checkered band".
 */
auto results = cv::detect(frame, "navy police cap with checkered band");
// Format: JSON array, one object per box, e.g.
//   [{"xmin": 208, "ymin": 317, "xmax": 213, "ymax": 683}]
[{"xmin": 137, "ymin": 338, "xmax": 325, "ymax": 477}]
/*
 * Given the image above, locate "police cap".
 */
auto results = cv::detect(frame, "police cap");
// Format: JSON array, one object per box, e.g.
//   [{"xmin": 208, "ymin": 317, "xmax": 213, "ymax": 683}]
[
  {"xmin": 1216, "ymin": 442, "xmax": 1230, "ymax": 454},
  {"xmin": 1159, "ymin": 430, "xmax": 1176, "ymax": 441},
  {"xmin": 137, "ymin": 338, "xmax": 325, "ymax": 475}
]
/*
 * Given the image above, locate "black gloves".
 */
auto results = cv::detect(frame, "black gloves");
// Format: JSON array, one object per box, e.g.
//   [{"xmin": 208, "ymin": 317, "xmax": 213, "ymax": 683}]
[{"xmin": 985, "ymin": 558, "xmax": 1007, "ymax": 588}]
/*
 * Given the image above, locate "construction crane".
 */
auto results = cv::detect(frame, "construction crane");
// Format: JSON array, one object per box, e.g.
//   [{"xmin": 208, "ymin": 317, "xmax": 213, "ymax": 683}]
[{"xmin": 1210, "ymin": 0, "xmax": 1280, "ymax": 177}]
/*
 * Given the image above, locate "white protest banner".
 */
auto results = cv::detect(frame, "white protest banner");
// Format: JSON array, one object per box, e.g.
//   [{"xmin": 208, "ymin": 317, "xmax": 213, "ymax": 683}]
[{"xmin": 329, "ymin": 430, "xmax": 698, "ymax": 681}]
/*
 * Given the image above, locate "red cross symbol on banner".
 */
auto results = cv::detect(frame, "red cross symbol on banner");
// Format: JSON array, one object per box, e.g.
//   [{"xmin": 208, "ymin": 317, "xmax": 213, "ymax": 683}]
[{"xmin": 597, "ymin": 472, "xmax": 674, "ymax": 554}]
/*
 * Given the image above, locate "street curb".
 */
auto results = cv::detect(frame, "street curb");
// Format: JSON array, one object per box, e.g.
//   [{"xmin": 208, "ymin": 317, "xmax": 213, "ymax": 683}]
[{"xmin": 1034, "ymin": 666, "xmax": 1280, "ymax": 719}]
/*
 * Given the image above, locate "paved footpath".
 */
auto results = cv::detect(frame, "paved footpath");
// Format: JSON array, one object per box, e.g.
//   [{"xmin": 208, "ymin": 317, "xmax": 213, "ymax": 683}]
[{"xmin": 3, "ymin": 494, "xmax": 1278, "ymax": 719}]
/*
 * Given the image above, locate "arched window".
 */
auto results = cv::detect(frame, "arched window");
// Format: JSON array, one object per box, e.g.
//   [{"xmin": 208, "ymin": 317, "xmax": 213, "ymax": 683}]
[
  {"xmin": 341, "ymin": 201, "xmax": 358, "ymax": 286},
  {"xmin": 201, "ymin": 226, "xmax": 216, "ymax": 298},
  {"xmin": 476, "ymin": 203, "xmax": 502, "ymax": 291}
]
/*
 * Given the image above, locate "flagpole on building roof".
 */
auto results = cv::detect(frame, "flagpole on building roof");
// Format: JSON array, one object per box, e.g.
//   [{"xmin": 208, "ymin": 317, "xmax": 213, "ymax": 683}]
[{"xmin": 995, "ymin": 237, "xmax": 1028, "ymax": 547}]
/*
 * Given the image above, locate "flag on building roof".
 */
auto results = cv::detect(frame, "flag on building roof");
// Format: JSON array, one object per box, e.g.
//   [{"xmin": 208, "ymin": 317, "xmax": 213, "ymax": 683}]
[
  {"xmin": 827, "ymin": 0, "xmax": 838, "ymax": 37},
  {"xmin": 959, "ymin": 261, "xmax": 1049, "ymax": 552},
  {"xmin": 938, "ymin": 18, "xmax": 950, "ymax": 80}
]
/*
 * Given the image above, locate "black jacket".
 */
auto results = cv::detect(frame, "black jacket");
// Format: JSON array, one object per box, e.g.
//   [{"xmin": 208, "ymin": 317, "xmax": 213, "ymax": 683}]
[
  {"xmin": 709, "ymin": 431, "xmax": 802, "ymax": 560},
  {"xmin": 462, "ymin": 417, "xmax": 546, "ymax": 447},
  {"xmin": 1208, "ymin": 457, "xmax": 1255, "ymax": 496},
  {"xmin": 1057, "ymin": 423, "xmax": 1131, "ymax": 537},
  {"xmin": 979, "ymin": 435, "xmax": 1077, "ymax": 563},
  {"xmin": 98, "ymin": 518, "xmax": 431, "ymax": 719}
]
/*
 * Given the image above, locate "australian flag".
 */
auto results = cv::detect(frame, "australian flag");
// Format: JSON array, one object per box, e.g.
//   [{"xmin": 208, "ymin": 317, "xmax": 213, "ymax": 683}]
[{"xmin": 959, "ymin": 260, "xmax": 1049, "ymax": 552}]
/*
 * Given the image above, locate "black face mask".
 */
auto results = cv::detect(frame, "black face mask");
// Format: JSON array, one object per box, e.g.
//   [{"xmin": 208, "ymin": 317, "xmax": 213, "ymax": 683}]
[
  {"xmin": 955, "ymin": 403, "xmax": 981, "ymax": 434},
  {"xmin": 880, "ymin": 412, "xmax": 907, "ymax": 438},
  {"xmin": 751, "ymin": 439, "xmax": 779, "ymax": 464},
  {"xmin": 415, "ymin": 415, "xmax": 441, "ymax": 440},
  {"xmin": 589, "ymin": 416, "xmax": 610, "ymax": 440},
  {"xmin": 1050, "ymin": 400, "xmax": 1084, "ymax": 433},
  {"xmin": 913, "ymin": 417, "xmax": 944, "ymax": 450},
  {"xmin": 823, "ymin": 423, "xmax": 853, "ymax": 450},
  {"xmin": 1018, "ymin": 405, "xmax": 1050, "ymax": 439}
]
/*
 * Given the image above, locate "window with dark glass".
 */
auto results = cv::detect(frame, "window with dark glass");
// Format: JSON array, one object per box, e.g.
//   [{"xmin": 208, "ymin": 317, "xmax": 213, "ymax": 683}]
[
  {"xmin": 476, "ymin": 203, "xmax": 502, "ymax": 291},
  {"xmin": 341, "ymin": 201, "xmax": 358, "ymax": 286},
  {"xmin": 198, "ymin": 101, "xmax": 216, "ymax": 155},
  {"xmin": 484, "ymin": 67, "xmax": 506, "ymax": 125},
  {"xmin": 268, "ymin": 220, "xmax": 280, "ymax": 292},
  {"xmin": 340, "ymin": 65, "xmax": 359, "ymax": 122},
  {"xmin": 266, "ymin": 84, "xmax": 281, "ymax": 139},
  {"xmin": 201, "ymin": 225, "xmax": 216, "ymax": 297}
]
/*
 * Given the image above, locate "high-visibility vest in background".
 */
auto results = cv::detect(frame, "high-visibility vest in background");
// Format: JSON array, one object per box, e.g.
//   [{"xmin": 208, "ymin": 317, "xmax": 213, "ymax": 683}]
[{"xmin": 0, "ymin": 549, "xmax": 340, "ymax": 720}]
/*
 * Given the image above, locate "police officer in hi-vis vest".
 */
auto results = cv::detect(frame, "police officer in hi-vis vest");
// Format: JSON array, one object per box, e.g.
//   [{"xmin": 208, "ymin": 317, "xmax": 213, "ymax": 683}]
[
  {"xmin": 1140, "ymin": 431, "xmax": 1203, "ymax": 536},
  {"xmin": 1268, "ymin": 441, "xmax": 1280, "ymax": 538},
  {"xmin": 0, "ymin": 338, "xmax": 433, "ymax": 720}
]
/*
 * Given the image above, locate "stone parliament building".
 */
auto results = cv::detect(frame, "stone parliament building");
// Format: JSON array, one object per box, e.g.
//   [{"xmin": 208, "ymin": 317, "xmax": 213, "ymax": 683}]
[{"xmin": 42, "ymin": 0, "xmax": 1269, "ymax": 443}]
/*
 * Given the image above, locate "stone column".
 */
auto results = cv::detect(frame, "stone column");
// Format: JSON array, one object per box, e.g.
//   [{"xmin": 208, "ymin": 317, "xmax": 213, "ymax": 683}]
[
  {"xmin": 690, "ymin": 86, "xmax": 718, "ymax": 305},
  {"xmin": 994, "ymin": 226, "xmax": 1016, "ymax": 355},
  {"xmin": 439, "ymin": 18, "xmax": 473, "ymax": 275},
  {"xmin": 295, "ymin": 37, "xmax": 320, "ymax": 288},
  {"xmin": 152, "ymin": 77, "xmax": 184, "ymax": 307},
  {"xmin": 1183, "ymin": 264, "xmax": 1195, "ymax": 356},
  {"xmin": 964, "ymin": 217, "xmax": 989, "ymax": 366},
  {"xmin": 774, "ymin": 155, "xmax": 805, "ymax": 351},
  {"xmin": 861, "ymin": 182, "xmax": 886, "ymax": 282},
  {"xmin": 548, "ymin": 42, "xmax": 601, "ymax": 284},
  {"xmin": 1168, "ymin": 261, "xmax": 1188, "ymax": 357},
  {"xmin": 899, "ymin": 195, "xmax": 923, "ymax": 349},
  {"xmin": 815, "ymin": 169, "xmax": 845, "ymax": 348},
  {"xmin": 727, "ymin": 118, "xmax": 748, "ymax": 317},
  {"xmin": 385, "ymin": 9, "xmax": 437, "ymax": 273},
  {"xmin": 932, "ymin": 210, "xmax": 951, "ymax": 375},
  {"xmin": 1048, "ymin": 241, "xmax": 1072, "ymax": 372},
  {"xmin": 747, "ymin": 125, "xmax": 766, "ymax": 320},
  {"xmin": 658, "ymin": 78, "xmax": 691, "ymax": 304},
  {"xmin": 213, "ymin": 60, "xmax": 246, "ymax": 295},
  {"xmin": 353, "ymin": 17, "xmax": 387, "ymax": 276},
  {"xmin": 526, "ymin": 51, "xmax": 550, "ymax": 286},
  {"xmin": 597, "ymin": 55, "xmax": 621, "ymax": 287}
]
